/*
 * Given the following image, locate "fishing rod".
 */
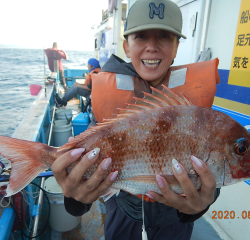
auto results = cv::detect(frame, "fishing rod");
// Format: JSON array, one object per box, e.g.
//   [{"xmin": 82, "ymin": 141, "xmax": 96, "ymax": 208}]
[{"xmin": 43, "ymin": 46, "xmax": 47, "ymax": 97}]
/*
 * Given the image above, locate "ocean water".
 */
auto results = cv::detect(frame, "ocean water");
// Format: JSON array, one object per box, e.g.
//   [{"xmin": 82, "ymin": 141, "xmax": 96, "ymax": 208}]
[{"xmin": 0, "ymin": 48, "xmax": 94, "ymax": 137}]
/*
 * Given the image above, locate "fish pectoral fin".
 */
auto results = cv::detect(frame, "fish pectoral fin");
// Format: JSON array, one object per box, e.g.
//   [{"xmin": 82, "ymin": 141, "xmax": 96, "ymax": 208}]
[{"xmin": 100, "ymin": 188, "xmax": 120, "ymax": 202}]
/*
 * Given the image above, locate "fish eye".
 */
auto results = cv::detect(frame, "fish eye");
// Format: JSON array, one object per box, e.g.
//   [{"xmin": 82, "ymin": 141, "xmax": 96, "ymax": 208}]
[
  {"xmin": 234, "ymin": 138, "xmax": 249, "ymax": 155},
  {"xmin": 235, "ymin": 145, "xmax": 247, "ymax": 155}
]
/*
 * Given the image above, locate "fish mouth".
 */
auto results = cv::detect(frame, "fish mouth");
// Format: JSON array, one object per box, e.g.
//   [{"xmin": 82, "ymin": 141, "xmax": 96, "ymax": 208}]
[{"xmin": 142, "ymin": 59, "xmax": 161, "ymax": 68}]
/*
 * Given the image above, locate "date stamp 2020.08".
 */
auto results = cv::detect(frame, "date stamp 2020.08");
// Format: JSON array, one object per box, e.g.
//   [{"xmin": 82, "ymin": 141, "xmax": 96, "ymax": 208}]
[{"xmin": 212, "ymin": 211, "xmax": 250, "ymax": 219}]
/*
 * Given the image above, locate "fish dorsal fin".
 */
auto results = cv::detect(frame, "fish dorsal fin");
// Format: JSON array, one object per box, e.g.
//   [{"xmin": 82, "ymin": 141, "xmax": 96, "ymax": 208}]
[
  {"xmin": 100, "ymin": 85, "xmax": 193, "ymax": 126},
  {"xmin": 150, "ymin": 87, "xmax": 180, "ymax": 105},
  {"xmin": 127, "ymin": 104, "xmax": 148, "ymax": 111},
  {"xmin": 179, "ymin": 92, "xmax": 193, "ymax": 105},
  {"xmin": 102, "ymin": 118, "xmax": 113, "ymax": 123},
  {"xmin": 161, "ymin": 85, "xmax": 192, "ymax": 105},
  {"xmin": 58, "ymin": 85, "xmax": 193, "ymax": 151},
  {"xmin": 57, "ymin": 127, "xmax": 98, "ymax": 151},
  {"xmin": 115, "ymin": 108, "xmax": 143, "ymax": 118},
  {"xmin": 143, "ymin": 92, "xmax": 171, "ymax": 107},
  {"xmin": 114, "ymin": 113, "xmax": 134, "ymax": 118},
  {"xmin": 134, "ymin": 97, "xmax": 161, "ymax": 109},
  {"xmin": 117, "ymin": 108, "xmax": 142, "ymax": 114}
]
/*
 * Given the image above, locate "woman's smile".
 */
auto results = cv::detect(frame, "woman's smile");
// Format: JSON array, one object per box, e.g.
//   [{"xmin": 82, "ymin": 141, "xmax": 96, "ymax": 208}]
[{"xmin": 142, "ymin": 59, "xmax": 161, "ymax": 68}]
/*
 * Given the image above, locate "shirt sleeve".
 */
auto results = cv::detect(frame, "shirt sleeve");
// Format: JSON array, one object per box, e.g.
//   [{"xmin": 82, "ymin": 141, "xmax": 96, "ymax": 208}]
[
  {"xmin": 57, "ymin": 50, "xmax": 67, "ymax": 60},
  {"xmin": 64, "ymin": 196, "xmax": 92, "ymax": 216}
]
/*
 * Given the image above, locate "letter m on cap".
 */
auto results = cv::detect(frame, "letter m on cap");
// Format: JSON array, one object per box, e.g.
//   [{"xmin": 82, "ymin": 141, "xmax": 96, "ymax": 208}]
[{"xmin": 149, "ymin": 3, "xmax": 165, "ymax": 19}]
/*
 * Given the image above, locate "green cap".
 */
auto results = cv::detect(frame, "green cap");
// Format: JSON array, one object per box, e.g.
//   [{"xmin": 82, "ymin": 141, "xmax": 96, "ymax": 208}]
[{"xmin": 124, "ymin": 0, "xmax": 186, "ymax": 39}]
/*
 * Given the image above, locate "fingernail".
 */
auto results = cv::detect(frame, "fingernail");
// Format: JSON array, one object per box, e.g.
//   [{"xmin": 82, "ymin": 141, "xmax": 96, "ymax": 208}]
[
  {"xmin": 146, "ymin": 193, "xmax": 154, "ymax": 200},
  {"xmin": 191, "ymin": 155, "xmax": 203, "ymax": 169},
  {"xmin": 102, "ymin": 158, "xmax": 112, "ymax": 170},
  {"xmin": 110, "ymin": 171, "xmax": 118, "ymax": 181},
  {"xmin": 88, "ymin": 148, "xmax": 100, "ymax": 160},
  {"xmin": 156, "ymin": 175, "xmax": 164, "ymax": 188},
  {"xmin": 172, "ymin": 159, "xmax": 183, "ymax": 174},
  {"xmin": 71, "ymin": 148, "xmax": 85, "ymax": 157}
]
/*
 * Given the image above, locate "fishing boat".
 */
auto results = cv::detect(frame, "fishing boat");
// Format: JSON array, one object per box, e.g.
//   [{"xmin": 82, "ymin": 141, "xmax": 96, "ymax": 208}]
[{"xmin": 0, "ymin": 0, "xmax": 249, "ymax": 239}]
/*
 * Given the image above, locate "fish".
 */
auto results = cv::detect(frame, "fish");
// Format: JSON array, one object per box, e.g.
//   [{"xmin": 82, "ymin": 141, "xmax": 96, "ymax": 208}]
[{"xmin": 0, "ymin": 85, "xmax": 250, "ymax": 199}]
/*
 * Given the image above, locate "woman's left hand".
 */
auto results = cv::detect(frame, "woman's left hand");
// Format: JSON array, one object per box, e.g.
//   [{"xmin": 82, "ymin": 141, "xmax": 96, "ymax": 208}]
[{"xmin": 147, "ymin": 156, "xmax": 216, "ymax": 215}]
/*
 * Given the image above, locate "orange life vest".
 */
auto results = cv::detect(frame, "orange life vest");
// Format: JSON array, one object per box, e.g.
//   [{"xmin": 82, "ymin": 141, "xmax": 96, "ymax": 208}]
[
  {"xmin": 91, "ymin": 58, "xmax": 220, "ymax": 123},
  {"xmin": 84, "ymin": 68, "xmax": 101, "ymax": 86}
]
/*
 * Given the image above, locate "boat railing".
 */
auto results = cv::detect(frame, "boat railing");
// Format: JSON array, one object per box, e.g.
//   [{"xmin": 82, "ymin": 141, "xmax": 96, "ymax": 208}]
[
  {"xmin": 30, "ymin": 106, "xmax": 56, "ymax": 238},
  {"xmin": 0, "ymin": 67, "xmax": 88, "ymax": 239},
  {"xmin": 0, "ymin": 81, "xmax": 56, "ymax": 240}
]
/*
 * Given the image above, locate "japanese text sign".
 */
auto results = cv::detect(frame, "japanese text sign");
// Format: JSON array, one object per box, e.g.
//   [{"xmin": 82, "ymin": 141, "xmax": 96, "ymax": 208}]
[{"xmin": 228, "ymin": 0, "xmax": 250, "ymax": 87}]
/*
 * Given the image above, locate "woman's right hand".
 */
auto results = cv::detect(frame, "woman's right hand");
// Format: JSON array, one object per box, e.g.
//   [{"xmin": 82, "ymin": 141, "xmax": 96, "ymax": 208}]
[{"xmin": 51, "ymin": 144, "xmax": 118, "ymax": 204}]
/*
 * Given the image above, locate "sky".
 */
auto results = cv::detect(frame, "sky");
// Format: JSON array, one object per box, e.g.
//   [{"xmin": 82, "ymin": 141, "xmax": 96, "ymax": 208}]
[{"xmin": 0, "ymin": 0, "xmax": 105, "ymax": 51}]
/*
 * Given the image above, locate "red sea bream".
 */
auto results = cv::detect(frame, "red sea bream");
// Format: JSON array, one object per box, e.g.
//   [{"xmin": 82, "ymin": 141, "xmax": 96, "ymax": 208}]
[{"xmin": 0, "ymin": 86, "xmax": 250, "ymax": 198}]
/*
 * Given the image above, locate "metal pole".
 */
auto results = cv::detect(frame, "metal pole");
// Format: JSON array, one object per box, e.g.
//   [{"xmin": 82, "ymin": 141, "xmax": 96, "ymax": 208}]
[
  {"xmin": 43, "ymin": 47, "xmax": 47, "ymax": 97},
  {"xmin": 31, "ymin": 178, "xmax": 45, "ymax": 238},
  {"xmin": 30, "ymin": 106, "xmax": 56, "ymax": 238},
  {"xmin": 199, "ymin": 0, "xmax": 211, "ymax": 52},
  {"xmin": 48, "ymin": 106, "xmax": 56, "ymax": 146},
  {"xmin": 191, "ymin": 0, "xmax": 206, "ymax": 62},
  {"xmin": 114, "ymin": 0, "xmax": 123, "ymax": 58}
]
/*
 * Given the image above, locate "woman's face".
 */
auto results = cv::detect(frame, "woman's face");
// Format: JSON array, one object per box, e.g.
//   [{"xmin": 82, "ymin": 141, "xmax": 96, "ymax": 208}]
[{"xmin": 123, "ymin": 29, "xmax": 179, "ymax": 86}]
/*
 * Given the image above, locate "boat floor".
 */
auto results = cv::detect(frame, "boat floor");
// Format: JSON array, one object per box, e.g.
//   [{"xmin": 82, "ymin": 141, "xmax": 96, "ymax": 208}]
[
  {"xmin": 43, "ymin": 199, "xmax": 224, "ymax": 240},
  {"xmin": 60, "ymin": 97, "xmax": 82, "ymax": 115},
  {"xmin": 0, "ymin": 199, "xmax": 224, "ymax": 240}
]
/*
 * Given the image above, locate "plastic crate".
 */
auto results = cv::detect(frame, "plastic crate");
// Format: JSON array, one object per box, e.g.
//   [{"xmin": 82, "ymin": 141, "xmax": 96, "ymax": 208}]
[
  {"xmin": 72, "ymin": 112, "xmax": 90, "ymax": 136},
  {"xmin": 64, "ymin": 69, "xmax": 88, "ymax": 78}
]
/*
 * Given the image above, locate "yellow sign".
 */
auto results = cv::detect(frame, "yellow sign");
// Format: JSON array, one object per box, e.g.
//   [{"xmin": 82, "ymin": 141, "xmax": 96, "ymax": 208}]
[{"xmin": 228, "ymin": 0, "xmax": 250, "ymax": 87}]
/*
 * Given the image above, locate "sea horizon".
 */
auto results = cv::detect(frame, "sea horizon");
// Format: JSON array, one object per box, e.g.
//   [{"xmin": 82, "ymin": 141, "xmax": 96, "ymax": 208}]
[{"xmin": 0, "ymin": 48, "xmax": 94, "ymax": 137}]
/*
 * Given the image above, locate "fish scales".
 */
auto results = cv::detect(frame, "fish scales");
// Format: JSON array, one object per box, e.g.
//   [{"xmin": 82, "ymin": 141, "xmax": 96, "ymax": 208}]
[
  {"xmin": 63, "ymin": 105, "xmax": 226, "ymax": 194},
  {"xmin": 0, "ymin": 86, "xmax": 250, "ymax": 197}
]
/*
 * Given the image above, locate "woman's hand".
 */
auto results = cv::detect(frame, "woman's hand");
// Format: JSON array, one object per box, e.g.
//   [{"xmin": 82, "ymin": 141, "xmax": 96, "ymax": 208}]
[
  {"xmin": 147, "ymin": 156, "xmax": 216, "ymax": 215},
  {"xmin": 51, "ymin": 140, "xmax": 118, "ymax": 204}
]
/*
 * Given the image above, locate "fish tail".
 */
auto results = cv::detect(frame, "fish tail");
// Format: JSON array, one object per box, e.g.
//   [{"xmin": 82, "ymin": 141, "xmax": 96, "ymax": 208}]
[{"xmin": 0, "ymin": 135, "xmax": 57, "ymax": 197}]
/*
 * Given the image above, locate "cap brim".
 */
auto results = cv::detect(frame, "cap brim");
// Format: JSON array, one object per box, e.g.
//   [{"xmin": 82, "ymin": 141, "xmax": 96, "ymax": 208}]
[{"xmin": 124, "ymin": 24, "xmax": 187, "ymax": 39}]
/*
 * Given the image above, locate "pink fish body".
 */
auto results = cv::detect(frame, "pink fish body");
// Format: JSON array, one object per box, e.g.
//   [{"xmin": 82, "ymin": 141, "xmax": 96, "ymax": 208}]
[{"xmin": 0, "ymin": 86, "xmax": 250, "ymax": 198}]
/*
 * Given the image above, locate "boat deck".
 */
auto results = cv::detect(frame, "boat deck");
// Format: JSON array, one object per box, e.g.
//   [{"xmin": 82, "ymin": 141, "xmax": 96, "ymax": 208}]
[
  {"xmin": 48, "ymin": 200, "xmax": 225, "ymax": 240},
  {"xmin": 0, "ymin": 198, "xmax": 225, "ymax": 240},
  {"xmin": 60, "ymin": 200, "xmax": 105, "ymax": 240}
]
